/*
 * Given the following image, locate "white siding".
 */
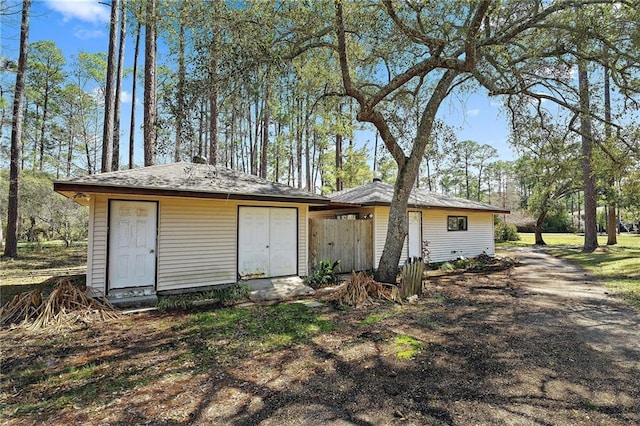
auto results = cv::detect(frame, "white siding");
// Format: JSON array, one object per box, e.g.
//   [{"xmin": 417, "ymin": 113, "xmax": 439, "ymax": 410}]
[
  {"xmin": 372, "ymin": 206, "xmax": 410, "ymax": 268},
  {"xmin": 298, "ymin": 206, "xmax": 308, "ymax": 276},
  {"xmin": 423, "ymin": 210, "xmax": 495, "ymax": 262},
  {"xmin": 369, "ymin": 207, "xmax": 496, "ymax": 266},
  {"xmin": 86, "ymin": 194, "xmax": 310, "ymax": 293},
  {"xmin": 89, "ymin": 195, "xmax": 108, "ymax": 294},
  {"xmin": 85, "ymin": 197, "xmax": 97, "ymax": 296},
  {"xmin": 158, "ymin": 198, "xmax": 237, "ymax": 290}
]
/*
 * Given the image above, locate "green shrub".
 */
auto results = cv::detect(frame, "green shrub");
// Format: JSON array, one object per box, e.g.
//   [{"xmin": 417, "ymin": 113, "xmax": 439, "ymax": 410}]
[
  {"xmin": 305, "ymin": 260, "xmax": 341, "ymax": 288},
  {"xmin": 495, "ymin": 222, "xmax": 520, "ymax": 242},
  {"xmin": 157, "ymin": 284, "xmax": 249, "ymax": 311},
  {"xmin": 439, "ymin": 262, "xmax": 455, "ymax": 271}
]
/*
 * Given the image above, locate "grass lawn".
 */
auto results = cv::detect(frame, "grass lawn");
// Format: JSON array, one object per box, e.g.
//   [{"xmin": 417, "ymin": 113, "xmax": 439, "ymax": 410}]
[{"xmin": 498, "ymin": 233, "xmax": 640, "ymax": 307}]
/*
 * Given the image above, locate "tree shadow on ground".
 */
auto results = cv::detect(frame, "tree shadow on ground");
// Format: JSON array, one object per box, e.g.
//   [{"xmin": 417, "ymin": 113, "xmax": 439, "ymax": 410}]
[{"xmin": 2, "ymin": 271, "xmax": 638, "ymax": 426}]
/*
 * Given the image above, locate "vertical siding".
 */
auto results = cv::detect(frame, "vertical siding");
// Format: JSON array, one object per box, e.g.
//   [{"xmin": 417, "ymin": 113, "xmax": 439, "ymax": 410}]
[{"xmin": 423, "ymin": 210, "xmax": 495, "ymax": 262}]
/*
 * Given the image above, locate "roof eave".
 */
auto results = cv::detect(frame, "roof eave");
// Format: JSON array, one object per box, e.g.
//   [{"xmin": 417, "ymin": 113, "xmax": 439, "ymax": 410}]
[{"xmin": 53, "ymin": 182, "xmax": 330, "ymax": 205}]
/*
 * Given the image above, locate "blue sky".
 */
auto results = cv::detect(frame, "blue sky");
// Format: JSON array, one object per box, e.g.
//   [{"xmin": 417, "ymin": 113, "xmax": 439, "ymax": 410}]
[{"xmin": 2, "ymin": 0, "xmax": 515, "ymax": 166}]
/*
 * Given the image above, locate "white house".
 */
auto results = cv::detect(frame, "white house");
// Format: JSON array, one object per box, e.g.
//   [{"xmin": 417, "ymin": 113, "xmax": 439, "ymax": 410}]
[
  {"xmin": 54, "ymin": 163, "xmax": 329, "ymax": 304},
  {"xmin": 309, "ymin": 178, "xmax": 510, "ymax": 266}
]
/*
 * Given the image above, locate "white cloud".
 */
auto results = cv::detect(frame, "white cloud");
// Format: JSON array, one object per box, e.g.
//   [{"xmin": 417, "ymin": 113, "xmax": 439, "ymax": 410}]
[
  {"xmin": 45, "ymin": 0, "xmax": 110, "ymax": 25},
  {"xmin": 120, "ymin": 91, "xmax": 132, "ymax": 104},
  {"xmin": 467, "ymin": 108, "xmax": 480, "ymax": 117},
  {"xmin": 74, "ymin": 27, "xmax": 105, "ymax": 40}
]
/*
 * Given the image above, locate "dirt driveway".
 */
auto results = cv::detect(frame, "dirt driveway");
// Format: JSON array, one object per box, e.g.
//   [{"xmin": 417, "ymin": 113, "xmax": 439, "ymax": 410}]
[
  {"xmin": 505, "ymin": 247, "xmax": 640, "ymax": 370},
  {"xmin": 1, "ymin": 248, "xmax": 639, "ymax": 425}
]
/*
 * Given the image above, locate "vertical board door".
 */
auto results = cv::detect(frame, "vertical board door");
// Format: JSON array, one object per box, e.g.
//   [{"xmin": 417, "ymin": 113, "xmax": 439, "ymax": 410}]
[
  {"xmin": 108, "ymin": 201, "xmax": 157, "ymax": 289},
  {"xmin": 238, "ymin": 207, "xmax": 297, "ymax": 278},
  {"xmin": 407, "ymin": 211, "xmax": 422, "ymax": 259}
]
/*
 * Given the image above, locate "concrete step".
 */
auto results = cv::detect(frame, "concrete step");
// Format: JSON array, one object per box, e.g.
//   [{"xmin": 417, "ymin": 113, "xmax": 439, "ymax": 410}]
[
  {"xmin": 248, "ymin": 276, "xmax": 315, "ymax": 302},
  {"xmin": 108, "ymin": 286, "xmax": 157, "ymax": 308},
  {"xmin": 109, "ymin": 294, "xmax": 158, "ymax": 308}
]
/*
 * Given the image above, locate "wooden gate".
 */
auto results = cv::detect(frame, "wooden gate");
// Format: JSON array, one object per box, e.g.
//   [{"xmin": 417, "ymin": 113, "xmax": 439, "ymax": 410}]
[{"xmin": 309, "ymin": 218, "xmax": 373, "ymax": 273}]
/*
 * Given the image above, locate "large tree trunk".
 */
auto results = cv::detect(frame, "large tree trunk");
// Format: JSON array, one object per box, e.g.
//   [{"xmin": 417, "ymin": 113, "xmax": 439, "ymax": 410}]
[
  {"xmin": 375, "ymin": 71, "xmax": 457, "ymax": 283},
  {"xmin": 534, "ymin": 210, "xmax": 547, "ymax": 245},
  {"xmin": 577, "ymin": 58, "xmax": 598, "ymax": 252},
  {"xmin": 5, "ymin": 0, "xmax": 31, "ymax": 258},
  {"xmin": 143, "ymin": 0, "xmax": 157, "ymax": 166},
  {"xmin": 102, "ymin": 0, "xmax": 119, "ymax": 172}
]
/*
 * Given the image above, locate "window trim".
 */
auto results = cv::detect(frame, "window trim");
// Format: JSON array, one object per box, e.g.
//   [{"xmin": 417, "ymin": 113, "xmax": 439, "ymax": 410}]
[{"xmin": 447, "ymin": 215, "xmax": 468, "ymax": 231}]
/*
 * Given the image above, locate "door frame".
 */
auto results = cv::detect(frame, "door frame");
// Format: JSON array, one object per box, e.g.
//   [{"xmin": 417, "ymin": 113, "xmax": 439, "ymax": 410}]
[
  {"xmin": 236, "ymin": 205, "xmax": 299, "ymax": 279},
  {"xmin": 106, "ymin": 199, "xmax": 159, "ymax": 294}
]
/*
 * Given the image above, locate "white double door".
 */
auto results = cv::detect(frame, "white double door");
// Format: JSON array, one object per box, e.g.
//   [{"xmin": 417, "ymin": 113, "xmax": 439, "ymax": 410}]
[
  {"xmin": 108, "ymin": 201, "xmax": 157, "ymax": 289},
  {"xmin": 238, "ymin": 207, "xmax": 297, "ymax": 279}
]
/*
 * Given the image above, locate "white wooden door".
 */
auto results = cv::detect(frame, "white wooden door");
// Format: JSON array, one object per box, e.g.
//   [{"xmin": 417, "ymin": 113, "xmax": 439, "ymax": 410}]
[
  {"xmin": 238, "ymin": 207, "xmax": 297, "ymax": 278},
  {"xmin": 238, "ymin": 207, "xmax": 270, "ymax": 278},
  {"xmin": 109, "ymin": 201, "xmax": 157, "ymax": 289},
  {"xmin": 407, "ymin": 211, "xmax": 422, "ymax": 259},
  {"xmin": 268, "ymin": 208, "xmax": 297, "ymax": 277}
]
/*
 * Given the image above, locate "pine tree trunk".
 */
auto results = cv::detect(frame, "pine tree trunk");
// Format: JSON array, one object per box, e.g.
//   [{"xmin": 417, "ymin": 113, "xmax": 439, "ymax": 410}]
[
  {"xmin": 5, "ymin": 0, "xmax": 31, "ymax": 258},
  {"xmin": 604, "ymin": 62, "xmax": 617, "ymax": 246},
  {"xmin": 209, "ymin": 47, "xmax": 218, "ymax": 166},
  {"xmin": 129, "ymin": 19, "xmax": 141, "ymax": 169},
  {"xmin": 102, "ymin": 0, "xmax": 119, "ymax": 172},
  {"xmin": 112, "ymin": 0, "xmax": 126, "ymax": 171},
  {"xmin": 260, "ymin": 68, "xmax": 270, "ymax": 178},
  {"xmin": 143, "ymin": 0, "xmax": 157, "ymax": 167},
  {"xmin": 174, "ymin": 15, "xmax": 185, "ymax": 162}
]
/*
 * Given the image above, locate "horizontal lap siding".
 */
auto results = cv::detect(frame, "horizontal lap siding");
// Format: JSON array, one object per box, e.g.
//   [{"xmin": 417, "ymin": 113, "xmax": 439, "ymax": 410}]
[
  {"xmin": 298, "ymin": 206, "xmax": 308, "ymax": 276},
  {"xmin": 158, "ymin": 198, "xmax": 237, "ymax": 291},
  {"xmin": 372, "ymin": 206, "xmax": 409, "ymax": 268},
  {"xmin": 88, "ymin": 194, "xmax": 311, "ymax": 292},
  {"xmin": 424, "ymin": 210, "xmax": 495, "ymax": 262},
  {"xmin": 89, "ymin": 196, "xmax": 108, "ymax": 295}
]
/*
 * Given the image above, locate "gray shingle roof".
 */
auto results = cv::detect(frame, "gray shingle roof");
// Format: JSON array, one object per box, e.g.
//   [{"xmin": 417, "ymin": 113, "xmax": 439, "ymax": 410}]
[
  {"xmin": 329, "ymin": 181, "xmax": 509, "ymax": 213},
  {"xmin": 54, "ymin": 163, "xmax": 329, "ymax": 204}
]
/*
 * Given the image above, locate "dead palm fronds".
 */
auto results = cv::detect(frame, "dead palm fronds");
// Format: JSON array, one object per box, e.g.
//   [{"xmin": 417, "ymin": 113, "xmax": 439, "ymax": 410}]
[
  {"xmin": 332, "ymin": 272, "xmax": 400, "ymax": 307},
  {"xmin": 0, "ymin": 279, "xmax": 120, "ymax": 330},
  {"xmin": 0, "ymin": 289, "xmax": 43, "ymax": 325}
]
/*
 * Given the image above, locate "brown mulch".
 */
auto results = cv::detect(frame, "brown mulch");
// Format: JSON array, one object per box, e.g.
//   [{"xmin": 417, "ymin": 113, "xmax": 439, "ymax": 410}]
[{"xmin": 1, "ymin": 250, "xmax": 639, "ymax": 425}]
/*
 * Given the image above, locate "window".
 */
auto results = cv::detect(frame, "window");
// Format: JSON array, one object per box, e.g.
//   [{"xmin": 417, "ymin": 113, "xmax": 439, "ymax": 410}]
[
  {"xmin": 336, "ymin": 213, "xmax": 359, "ymax": 220},
  {"xmin": 447, "ymin": 215, "xmax": 468, "ymax": 231}
]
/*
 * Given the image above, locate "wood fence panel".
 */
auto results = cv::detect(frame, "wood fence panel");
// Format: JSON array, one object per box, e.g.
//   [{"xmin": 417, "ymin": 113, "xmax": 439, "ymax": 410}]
[{"xmin": 309, "ymin": 219, "xmax": 373, "ymax": 273}]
